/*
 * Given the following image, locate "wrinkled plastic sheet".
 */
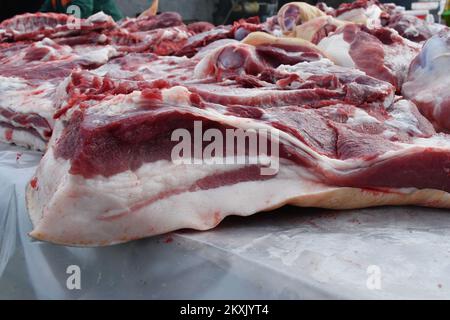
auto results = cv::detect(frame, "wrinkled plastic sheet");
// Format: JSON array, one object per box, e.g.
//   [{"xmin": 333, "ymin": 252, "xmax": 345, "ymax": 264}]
[{"xmin": 1, "ymin": 142, "xmax": 450, "ymax": 299}]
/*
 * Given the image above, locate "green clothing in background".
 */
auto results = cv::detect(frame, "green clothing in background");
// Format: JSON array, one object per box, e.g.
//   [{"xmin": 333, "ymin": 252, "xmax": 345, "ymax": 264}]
[{"xmin": 40, "ymin": 0, "xmax": 124, "ymax": 21}]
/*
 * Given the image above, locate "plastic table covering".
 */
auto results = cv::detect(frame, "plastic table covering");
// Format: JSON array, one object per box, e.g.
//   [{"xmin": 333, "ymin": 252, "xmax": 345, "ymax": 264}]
[{"xmin": 1, "ymin": 142, "xmax": 450, "ymax": 299}]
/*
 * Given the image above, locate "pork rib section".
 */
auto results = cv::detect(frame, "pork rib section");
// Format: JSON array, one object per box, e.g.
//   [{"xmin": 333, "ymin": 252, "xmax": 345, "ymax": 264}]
[{"xmin": 26, "ymin": 85, "xmax": 450, "ymax": 246}]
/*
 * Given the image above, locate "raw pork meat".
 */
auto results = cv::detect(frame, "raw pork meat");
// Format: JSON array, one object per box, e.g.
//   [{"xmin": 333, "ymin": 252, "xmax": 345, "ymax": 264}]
[
  {"xmin": 290, "ymin": 15, "xmax": 349, "ymax": 44},
  {"xmin": 317, "ymin": 24, "xmax": 420, "ymax": 91},
  {"xmin": 189, "ymin": 57, "xmax": 394, "ymax": 110},
  {"xmin": 0, "ymin": 12, "xmax": 116, "ymax": 42},
  {"xmin": 26, "ymin": 83, "xmax": 450, "ymax": 245},
  {"xmin": 0, "ymin": 38, "xmax": 118, "ymax": 150},
  {"xmin": 402, "ymin": 31, "xmax": 450, "ymax": 132},
  {"xmin": 385, "ymin": 14, "xmax": 447, "ymax": 43},
  {"xmin": 0, "ymin": 3, "xmax": 445, "ymax": 246},
  {"xmin": 333, "ymin": 0, "xmax": 384, "ymax": 27},
  {"xmin": 277, "ymin": 2, "xmax": 326, "ymax": 34},
  {"xmin": 0, "ymin": 10, "xmax": 198, "ymax": 150},
  {"xmin": 175, "ymin": 17, "xmax": 266, "ymax": 57},
  {"xmin": 119, "ymin": 12, "xmax": 184, "ymax": 32},
  {"xmin": 25, "ymin": 32, "xmax": 450, "ymax": 246}
]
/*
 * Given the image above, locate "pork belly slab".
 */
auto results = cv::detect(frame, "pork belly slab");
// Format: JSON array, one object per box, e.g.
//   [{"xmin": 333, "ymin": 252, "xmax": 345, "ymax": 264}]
[
  {"xmin": 26, "ymin": 85, "xmax": 450, "ymax": 246},
  {"xmin": 5, "ymin": 7, "xmax": 447, "ymax": 246}
]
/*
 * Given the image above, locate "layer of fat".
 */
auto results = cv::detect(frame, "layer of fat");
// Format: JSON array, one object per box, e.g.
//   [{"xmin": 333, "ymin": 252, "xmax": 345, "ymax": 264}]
[
  {"xmin": 0, "ymin": 126, "xmax": 46, "ymax": 151},
  {"xmin": 336, "ymin": 5, "xmax": 382, "ymax": 27},
  {"xmin": 384, "ymin": 100, "xmax": 422, "ymax": 135},
  {"xmin": 318, "ymin": 33, "xmax": 355, "ymax": 68},
  {"xmin": 346, "ymin": 108, "xmax": 380, "ymax": 126},
  {"xmin": 27, "ymin": 145, "xmax": 450, "ymax": 246},
  {"xmin": 0, "ymin": 75, "xmax": 56, "ymax": 119},
  {"xmin": 78, "ymin": 45, "xmax": 118, "ymax": 65}
]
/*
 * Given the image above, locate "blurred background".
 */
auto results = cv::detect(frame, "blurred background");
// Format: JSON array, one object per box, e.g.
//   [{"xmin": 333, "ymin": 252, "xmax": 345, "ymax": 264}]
[{"xmin": 1, "ymin": 1, "xmax": 449, "ymax": 25}]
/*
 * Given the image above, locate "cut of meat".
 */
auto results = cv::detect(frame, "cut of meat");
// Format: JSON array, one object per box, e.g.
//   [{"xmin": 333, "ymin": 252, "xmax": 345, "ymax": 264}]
[
  {"xmin": 402, "ymin": 31, "xmax": 450, "ymax": 132},
  {"xmin": 109, "ymin": 26, "xmax": 190, "ymax": 55},
  {"xmin": 0, "ymin": 38, "xmax": 118, "ymax": 149},
  {"xmin": 189, "ymin": 59, "xmax": 394, "ymax": 109},
  {"xmin": 0, "ymin": 12, "xmax": 116, "ymax": 42},
  {"xmin": 333, "ymin": 0, "xmax": 383, "ymax": 27},
  {"xmin": 278, "ymin": 0, "xmax": 383, "ymax": 34},
  {"xmin": 53, "ymin": 25, "xmax": 190, "ymax": 55},
  {"xmin": 187, "ymin": 22, "xmax": 215, "ymax": 35},
  {"xmin": 118, "ymin": 12, "xmax": 184, "ymax": 33},
  {"xmin": 277, "ymin": 2, "xmax": 326, "ymax": 34},
  {"xmin": 317, "ymin": 24, "xmax": 420, "ymax": 91},
  {"xmin": 175, "ymin": 26, "xmax": 232, "ymax": 57},
  {"xmin": 0, "ymin": 10, "xmax": 201, "ymax": 150},
  {"xmin": 175, "ymin": 17, "xmax": 266, "ymax": 58},
  {"xmin": 0, "ymin": 76, "xmax": 54, "ymax": 150},
  {"xmin": 54, "ymin": 36, "xmax": 332, "ymax": 118},
  {"xmin": 280, "ymin": 1, "xmax": 447, "ymax": 43},
  {"xmin": 385, "ymin": 13, "xmax": 448, "ymax": 43},
  {"xmin": 291, "ymin": 16, "xmax": 349, "ymax": 44},
  {"xmin": 26, "ymin": 86, "xmax": 450, "ymax": 246},
  {"xmin": 327, "ymin": 0, "xmax": 447, "ymax": 42},
  {"xmin": 193, "ymin": 33, "xmax": 327, "ymax": 81},
  {"xmin": 380, "ymin": 4, "xmax": 448, "ymax": 42},
  {"xmin": 242, "ymin": 32, "xmax": 327, "ymax": 65},
  {"xmin": 0, "ymin": 3, "xmax": 446, "ymax": 246}
]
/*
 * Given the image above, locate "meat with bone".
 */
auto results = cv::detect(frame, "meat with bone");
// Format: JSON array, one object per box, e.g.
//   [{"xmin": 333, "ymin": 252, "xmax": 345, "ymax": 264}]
[
  {"xmin": 0, "ymin": 12, "xmax": 116, "ymax": 42},
  {"xmin": 175, "ymin": 17, "xmax": 266, "ymax": 58},
  {"xmin": 194, "ymin": 32, "xmax": 327, "ymax": 80},
  {"xmin": 317, "ymin": 23, "xmax": 420, "ymax": 91},
  {"xmin": 26, "ymin": 83, "xmax": 450, "ymax": 245},
  {"xmin": 402, "ymin": 31, "xmax": 450, "ymax": 132},
  {"xmin": 277, "ymin": 2, "xmax": 326, "ymax": 34}
]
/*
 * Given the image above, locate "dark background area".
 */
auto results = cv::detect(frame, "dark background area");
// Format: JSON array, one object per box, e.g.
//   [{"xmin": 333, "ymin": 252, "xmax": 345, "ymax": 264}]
[{"xmin": 1, "ymin": 0, "xmax": 45, "ymax": 22}]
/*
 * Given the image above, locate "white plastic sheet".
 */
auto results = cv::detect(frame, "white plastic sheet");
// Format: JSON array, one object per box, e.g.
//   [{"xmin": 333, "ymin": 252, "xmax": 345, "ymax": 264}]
[{"xmin": 1, "ymin": 142, "xmax": 450, "ymax": 299}]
